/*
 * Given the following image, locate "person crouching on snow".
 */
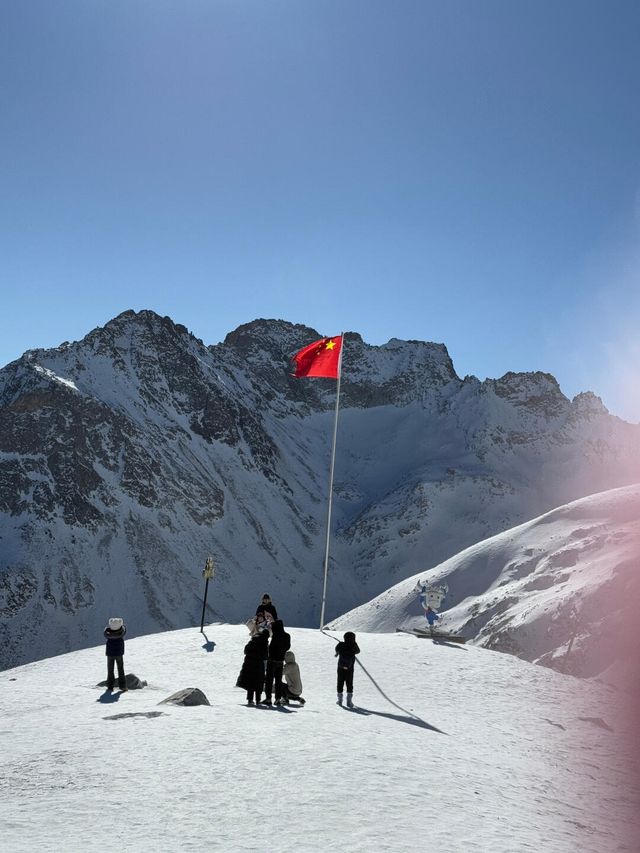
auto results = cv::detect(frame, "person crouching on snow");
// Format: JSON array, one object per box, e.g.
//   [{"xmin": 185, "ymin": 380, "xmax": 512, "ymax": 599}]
[
  {"xmin": 335, "ymin": 631, "xmax": 360, "ymax": 708},
  {"xmin": 282, "ymin": 650, "xmax": 305, "ymax": 705},
  {"xmin": 104, "ymin": 617, "xmax": 127, "ymax": 692}
]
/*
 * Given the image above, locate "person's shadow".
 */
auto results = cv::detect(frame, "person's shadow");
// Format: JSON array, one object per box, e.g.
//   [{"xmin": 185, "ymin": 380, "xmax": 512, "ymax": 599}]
[
  {"xmin": 354, "ymin": 658, "xmax": 447, "ymax": 734},
  {"xmin": 97, "ymin": 690, "xmax": 121, "ymax": 704},
  {"xmin": 343, "ymin": 705, "xmax": 444, "ymax": 733},
  {"xmin": 431, "ymin": 638, "xmax": 467, "ymax": 650},
  {"xmin": 201, "ymin": 632, "xmax": 216, "ymax": 653}
]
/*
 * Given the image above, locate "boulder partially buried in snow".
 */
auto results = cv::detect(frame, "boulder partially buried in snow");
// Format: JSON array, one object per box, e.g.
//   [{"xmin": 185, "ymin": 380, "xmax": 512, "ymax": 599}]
[
  {"xmin": 97, "ymin": 673, "xmax": 148, "ymax": 690},
  {"xmin": 160, "ymin": 688, "xmax": 210, "ymax": 706},
  {"xmin": 124, "ymin": 673, "xmax": 148, "ymax": 690}
]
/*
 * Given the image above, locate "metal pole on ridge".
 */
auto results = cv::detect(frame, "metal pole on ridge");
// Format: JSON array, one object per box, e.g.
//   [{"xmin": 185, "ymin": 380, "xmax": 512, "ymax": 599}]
[
  {"xmin": 319, "ymin": 333, "xmax": 344, "ymax": 629},
  {"xmin": 200, "ymin": 557, "xmax": 215, "ymax": 632}
]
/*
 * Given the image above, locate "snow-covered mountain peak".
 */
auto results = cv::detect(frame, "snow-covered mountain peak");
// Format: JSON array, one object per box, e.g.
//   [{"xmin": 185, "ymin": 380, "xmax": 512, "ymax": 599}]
[
  {"xmin": 79, "ymin": 308, "xmax": 200, "ymax": 377},
  {"xmin": 222, "ymin": 317, "xmax": 321, "ymax": 356},
  {"xmin": 344, "ymin": 334, "xmax": 458, "ymax": 398},
  {"xmin": 381, "ymin": 335, "xmax": 454, "ymax": 366},
  {"xmin": 92, "ymin": 308, "xmax": 193, "ymax": 343},
  {"xmin": 3, "ymin": 310, "xmax": 640, "ymax": 671},
  {"xmin": 492, "ymin": 370, "xmax": 568, "ymax": 417},
  {"xmin": 571, "ymin": 390, "xmax": 609, "ymax": 417}
]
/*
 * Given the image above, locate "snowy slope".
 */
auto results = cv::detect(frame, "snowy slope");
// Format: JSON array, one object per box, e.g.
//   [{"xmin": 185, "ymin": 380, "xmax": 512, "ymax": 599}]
[
  {"xmin": 0, "ymin": 624, "xmax": 637, "ymax": 853},
  {"xmin": 3, "ymin": 309, "xmax": 640, "ymax": 669},
  {"xmin": 331, "ymin": 485, "xmax": 640, "ymax": 682}
]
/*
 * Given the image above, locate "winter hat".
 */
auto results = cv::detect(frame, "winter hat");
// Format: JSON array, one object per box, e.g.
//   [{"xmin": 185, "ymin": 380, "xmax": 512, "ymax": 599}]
[
  {"xmin": 344, "ymin": 631, "xmax": 356, "ymax": 642},
  {"xmin": 108, "ymin": 617, "xmax": 123, "ymax": 631}
]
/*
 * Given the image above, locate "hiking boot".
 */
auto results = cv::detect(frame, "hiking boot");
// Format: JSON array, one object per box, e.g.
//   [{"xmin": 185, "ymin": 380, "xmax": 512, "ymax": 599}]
[{"xmin": 337, "ymin": 693, "xmax": 343, "ymax": 706}]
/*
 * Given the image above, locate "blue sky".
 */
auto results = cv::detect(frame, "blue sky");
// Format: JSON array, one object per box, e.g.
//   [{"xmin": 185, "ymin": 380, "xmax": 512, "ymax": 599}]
[{"xmin": 2, "ymin": 1, "xmax": 640, "ymax": 420}]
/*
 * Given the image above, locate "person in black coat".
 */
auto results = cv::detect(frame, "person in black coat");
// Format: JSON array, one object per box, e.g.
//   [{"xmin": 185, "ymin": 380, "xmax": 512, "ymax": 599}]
[
  {"xmin": 335, "ymin": 631, "xmax": 360, "ymax": 707},
  {"xmin": 238, "ymin": 632, "xmax": 269, "ymax": 705},
  {"xmin": 104, "ymin": 617, "xmax": 127, "ymax": 691},
  {"xmin": 263, "ymin": 619, "xmax": 291, "ymax": 705}
]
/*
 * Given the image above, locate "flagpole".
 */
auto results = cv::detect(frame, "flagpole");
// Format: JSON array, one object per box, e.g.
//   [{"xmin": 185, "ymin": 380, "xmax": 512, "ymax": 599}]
[{"xmin": 319, "ymin": 333, "xmax": 344, "ymax": 629}]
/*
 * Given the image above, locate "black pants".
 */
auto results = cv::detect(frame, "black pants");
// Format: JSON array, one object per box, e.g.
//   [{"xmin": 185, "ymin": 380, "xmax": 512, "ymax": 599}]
[
  {"xmin": 337, "ymin": 666, "xmax": 354, "ymax": 693},
  {"xmin": 107, "ymin": 656, "xmax": 125, "ymax": 689},
  {"xmin": 246, "ymin": 677, "xmax": 263, "ymax": 703},
  {"xmin": 265, "ymin": 661, "xmax": 284, "ymax": 700}
]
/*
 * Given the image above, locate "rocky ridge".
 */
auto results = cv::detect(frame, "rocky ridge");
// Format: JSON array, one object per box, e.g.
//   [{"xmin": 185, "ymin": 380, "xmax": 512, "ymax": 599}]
[{"xmin": 1, "ymin": 309, "xmax": 640, "ymax": 669}]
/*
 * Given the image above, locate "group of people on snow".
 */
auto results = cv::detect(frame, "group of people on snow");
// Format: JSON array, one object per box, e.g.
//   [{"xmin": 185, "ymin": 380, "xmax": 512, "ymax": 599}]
[
  {"xmin": 238, "ymin": 594, "xmax": 300, "ymax": 705},
  {"xmin": 237, "ymin": 594, "xmax": 362, "ymax": 707},
  {"xmin": 102, "ymin": 592, "xmax": 361, "ymax": 707}
]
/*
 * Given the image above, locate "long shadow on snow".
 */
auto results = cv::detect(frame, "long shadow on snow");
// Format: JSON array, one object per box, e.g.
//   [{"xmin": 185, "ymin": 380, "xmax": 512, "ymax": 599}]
[
  {"xmin": 103, "ymin": 711, "xmax": 167, "ymax": 721},
  {"xmin": 342, "ymin": 705, "xmax": 444, "ymax": 733},
  {"xmin": 431, "ymin": 639, "xmax": 467, "ymax": 651}
]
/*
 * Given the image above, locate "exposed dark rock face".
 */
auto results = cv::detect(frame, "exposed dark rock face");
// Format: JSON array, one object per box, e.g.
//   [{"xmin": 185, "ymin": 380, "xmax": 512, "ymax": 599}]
[{"xmin": 2, "ymin": 309, "xmax": 640, "ymax": 669}]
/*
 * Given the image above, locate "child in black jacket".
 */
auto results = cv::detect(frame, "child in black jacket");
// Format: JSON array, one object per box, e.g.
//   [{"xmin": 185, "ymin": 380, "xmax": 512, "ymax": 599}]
[
  {"xmin": 335, "ymin": 631, "xmax": 360, "ymax": 707},
  {"xmin": 104, "ymin": 617, "xmax": 127, "ymax": 691}
]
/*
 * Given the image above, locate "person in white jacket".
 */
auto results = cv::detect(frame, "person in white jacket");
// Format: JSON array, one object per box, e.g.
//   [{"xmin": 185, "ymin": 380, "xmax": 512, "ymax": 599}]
[{"xmin": 282, "ymin": 650, "xmax": 305, "ymax": 705}]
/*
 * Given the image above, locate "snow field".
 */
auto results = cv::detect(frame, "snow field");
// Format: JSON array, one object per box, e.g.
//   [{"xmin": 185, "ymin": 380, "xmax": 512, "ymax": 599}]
[{"xmin": 0, "ymin": 624, "xmax": 637, "ymax": 852}]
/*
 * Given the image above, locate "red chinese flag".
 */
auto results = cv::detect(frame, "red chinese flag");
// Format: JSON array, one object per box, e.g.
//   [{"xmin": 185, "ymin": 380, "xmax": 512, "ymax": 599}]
[{"xmin": 292, "ymin": 335, "xmax": 343, "ymax": 379}]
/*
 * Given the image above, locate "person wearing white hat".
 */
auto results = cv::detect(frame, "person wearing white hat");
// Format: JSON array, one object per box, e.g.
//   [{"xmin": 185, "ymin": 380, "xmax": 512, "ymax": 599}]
[{"xmin": 103, "ymin": 617, "xmax": 127, "ymax": 691}]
